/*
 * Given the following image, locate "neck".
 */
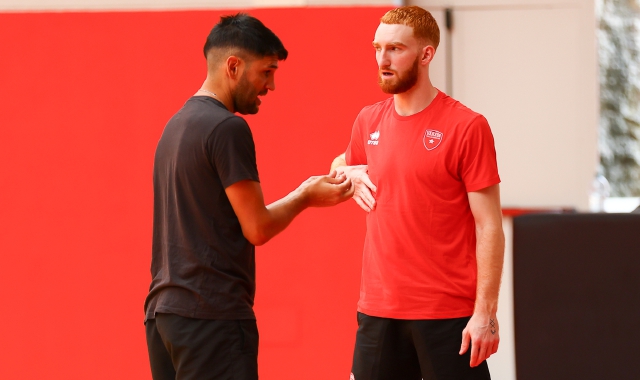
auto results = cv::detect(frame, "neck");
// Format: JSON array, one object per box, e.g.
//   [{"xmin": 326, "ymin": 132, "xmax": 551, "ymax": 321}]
[
  {"xmin": 197, "ymin": 77, "xmax": 235, "ymax": 113},
  {"xmin": 392, "ymin": 80, "xmax": 438, "ymax": 117}
]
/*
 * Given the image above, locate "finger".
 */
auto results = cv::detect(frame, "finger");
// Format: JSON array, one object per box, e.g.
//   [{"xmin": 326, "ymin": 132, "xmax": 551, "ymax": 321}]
[
  {"xmin": 475, "ymin": 342, "xmax": 488, "ymax": 367},
  {"xmin": 344, "ymin": 181, "xmax": 356, "ymax": 198},
  {"xmin": 354, "ymin": 189, "xmax": 370, "ymax": 209},
  {"xmin": 332, "ymin": 180, "xmax": 354, "ymax": 202},
  {"xmin": 360, "ymin": 174, "xmax": 377, "ymax": 193},
  {"xmin": 459, "ymin": 330, "xmax": 470, "ymax": 355},
  {"xmin": 334, "ymin": 178, "xmax": 353, "ymax": 192},
  {"xmin": 357, "ymin": 186, "xmax": 376, "ymax": 209},
  {"xmin": 491, "ymin": 339, "xmax": 499, "ymax": 355},
  {"xmin": 354, "ymin": 195, "xmax": 371, "ymax": 212},
  {"xmin": 469, "ymin": 339, "xmax": 479, "ymax": 367},
  {"xmin": 323, "ymin": 175, "xmax": 348, "ymax": 185},
  {"xmin": 328, "ymin": 170, "xmax": 337, "ymax": 178}
]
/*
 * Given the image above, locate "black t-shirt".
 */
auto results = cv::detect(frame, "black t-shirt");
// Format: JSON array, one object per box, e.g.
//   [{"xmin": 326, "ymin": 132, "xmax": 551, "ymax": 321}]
[{"xmin": 144, "ymin": 96, "xmax": 260, "ymax": 321}]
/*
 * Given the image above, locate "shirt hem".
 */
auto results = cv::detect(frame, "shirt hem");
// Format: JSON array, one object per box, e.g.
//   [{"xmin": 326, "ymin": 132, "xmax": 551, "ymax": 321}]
[
  {"xmin": 466, "ymin": 176, "xmax": 501, "ymax": 193},
  {"xmin": 357, "ymin": 306, "xmax": 474, "ymax": 320}
]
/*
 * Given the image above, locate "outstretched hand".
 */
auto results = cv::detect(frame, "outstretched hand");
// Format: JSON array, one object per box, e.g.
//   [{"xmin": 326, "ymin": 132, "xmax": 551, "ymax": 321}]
[
  {"xmin": 335, "ymin": 165, "xmax": 377, "ymax": 212},
  {"xmin": 459, "ymin": 313, "xmax": 500, "ymax": 367},
  {"xmin": 300, "ymin": 170, "xmax": 354, "ymax": 207}
]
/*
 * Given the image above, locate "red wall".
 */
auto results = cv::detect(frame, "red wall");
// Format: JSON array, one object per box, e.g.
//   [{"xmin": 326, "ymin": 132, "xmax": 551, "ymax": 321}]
[{"xmin": 0, "ymin": 8, "xmax": 390, "ymax": 379}]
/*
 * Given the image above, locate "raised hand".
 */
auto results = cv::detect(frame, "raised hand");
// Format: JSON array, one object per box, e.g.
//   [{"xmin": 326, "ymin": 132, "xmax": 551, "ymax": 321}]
[
  {"xmin": 335, "ymin": 165, "xmax": 377, "ymax": 212},
  {"xmin": 300, "ymin": 170, "xmax": 354, "ymax": 207}
]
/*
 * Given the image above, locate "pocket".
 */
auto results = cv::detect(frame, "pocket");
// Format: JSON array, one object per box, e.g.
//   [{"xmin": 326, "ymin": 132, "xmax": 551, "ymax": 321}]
[
  {"xmin": 236, "ymin": 319, "xmax": 259, "ymax": 355},
  {"xmin": 232, "ymin": 320, "xmax": 259, "ymax": 380}
]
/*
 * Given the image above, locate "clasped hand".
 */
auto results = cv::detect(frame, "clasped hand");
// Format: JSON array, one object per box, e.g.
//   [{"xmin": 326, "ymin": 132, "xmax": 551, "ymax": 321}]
[
  {"xmin": 300, "ymin": 170, "xmax": 355, "ymax": 207},
  {"xmin": 334, "ymin": 165, "xmax": 377, "ymax": 212}
]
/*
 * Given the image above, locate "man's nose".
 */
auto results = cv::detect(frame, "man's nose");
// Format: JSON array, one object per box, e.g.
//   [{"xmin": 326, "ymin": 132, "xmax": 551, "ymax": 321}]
[
  {"xmin": 377, "ymin": 50, "xmax": 390, "ymax": 68},
  {"xmin": 266, "ymin": 77, "xmax": 275, "ymax": 91}
]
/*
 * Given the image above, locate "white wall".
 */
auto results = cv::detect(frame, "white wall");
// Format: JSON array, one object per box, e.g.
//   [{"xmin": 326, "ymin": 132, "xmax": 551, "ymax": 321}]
[{"xmin": 416, "ymin": 0, "xmax": 598, "ymax": 211}]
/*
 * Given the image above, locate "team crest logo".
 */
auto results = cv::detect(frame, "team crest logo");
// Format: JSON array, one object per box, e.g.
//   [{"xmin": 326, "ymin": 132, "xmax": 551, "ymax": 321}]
[
  {"xmin": 368, "ymin": 130, "xmax": 380, "ymax": 145},
  {"xmin": 423, "ymin": 129, "xmax": 443, "ymax": 151}
]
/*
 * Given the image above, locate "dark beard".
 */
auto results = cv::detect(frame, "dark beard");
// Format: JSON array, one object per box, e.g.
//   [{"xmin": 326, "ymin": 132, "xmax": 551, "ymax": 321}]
[
  {"xmin": 233, "ymin": 74, "xmax": 260, "ymax": 115},
  {"xmin": 377, "ymin": 56, "xmax": 420, "ymax": 94}
]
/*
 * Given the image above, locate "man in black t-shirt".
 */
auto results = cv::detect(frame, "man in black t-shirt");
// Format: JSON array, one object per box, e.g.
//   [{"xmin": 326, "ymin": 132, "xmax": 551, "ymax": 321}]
[{"xmin": 144, "ymin": 14, "xmax": 354, "ymax": 380}]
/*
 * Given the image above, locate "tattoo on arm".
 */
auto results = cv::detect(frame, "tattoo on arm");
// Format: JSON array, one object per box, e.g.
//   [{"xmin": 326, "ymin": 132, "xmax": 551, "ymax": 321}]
[{"xmin": 490, "ymin": 319, "xmax": 496, "ymax": 335}]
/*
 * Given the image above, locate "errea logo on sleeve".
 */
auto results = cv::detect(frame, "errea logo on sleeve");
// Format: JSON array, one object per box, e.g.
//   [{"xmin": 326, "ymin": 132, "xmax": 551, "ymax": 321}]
[
  {"xmin": 368, "ymin": 131, "xmax": 380, "ymax": 145},
  {"xmin": 423, "ymin": 129, "xmax": 443, "ymax": 151}
]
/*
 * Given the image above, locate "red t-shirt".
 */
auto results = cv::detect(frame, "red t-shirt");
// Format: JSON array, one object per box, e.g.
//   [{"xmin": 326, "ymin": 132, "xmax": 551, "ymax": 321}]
[{"xmin": 345, "ymin": 90, "xmax": 500, "ymax": 319}]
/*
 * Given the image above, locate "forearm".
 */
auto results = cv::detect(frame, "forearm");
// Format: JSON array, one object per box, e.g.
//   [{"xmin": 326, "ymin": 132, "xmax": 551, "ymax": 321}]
[
  {"xmin": 474, "ymin": 224, "xmax": 505, "ymax": 315},
  {"xmin": 226, "ymin": 180, "xmax": 310, "ymax": 246},
  {"xmin": 258, "ymin": 187, "xmax": 309, "ymax": 244},
  {"xmin": 461, "ymin": 222, "xmax": 504, "ymax": 366},
  {"xmin": 330, "ymin": 153, "xmax": 346, "ymax": 172},
  {"xmin": 238, "ymin": 174, "xmax": 352, "ymax": 245}
]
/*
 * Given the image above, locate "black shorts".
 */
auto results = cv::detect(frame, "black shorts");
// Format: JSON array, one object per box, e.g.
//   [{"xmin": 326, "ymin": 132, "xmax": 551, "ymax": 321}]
[
  {"xmin": 351, "ymin": 312, "xmax": 491, "ymax": 380},
  {"xmin": 145, "ymin": 313, "xmax": 259, "ymax": 380}
]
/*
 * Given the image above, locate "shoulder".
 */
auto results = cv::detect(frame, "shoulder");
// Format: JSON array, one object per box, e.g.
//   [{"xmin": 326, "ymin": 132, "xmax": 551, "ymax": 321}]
[
  {"xmin": 180, "ymin": 97, "xmax": 239, "ymax": 126},
  {"xmin": 209, "ymin": 116, "xmax": 254, "ymax": 147},
  {"xmin": 215, "ymin": 114, "xmax": 250, "ymax": 132},
  {"xmin": 180, "ymin": 97, "xmax": 251, "ymax": 135},
  {"xmin": 357, "ymin": 97, "xmax": 394, "ymax": 120},
  {"xmin": 439, "ymin": 93, "xmax": 484, "ymax": 122},
  {"xmin": 437, "ymin": 92, "xmax": 490, "ymax": 133}
]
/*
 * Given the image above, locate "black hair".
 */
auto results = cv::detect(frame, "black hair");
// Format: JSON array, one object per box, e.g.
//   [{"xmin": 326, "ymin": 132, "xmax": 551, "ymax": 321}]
[{"xmin": 203, "ymin": 13, "xmax": 288, "ymax": 60}]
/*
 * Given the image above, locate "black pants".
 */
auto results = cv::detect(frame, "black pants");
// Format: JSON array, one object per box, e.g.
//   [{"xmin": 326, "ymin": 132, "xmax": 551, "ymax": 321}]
[
  {"xmin": 145, "ymin": 313, "xmax": 259, "ymax": 380},
  {"xmin": 351, "ymin": 312, "xmax": 491, "ymax": 380}
]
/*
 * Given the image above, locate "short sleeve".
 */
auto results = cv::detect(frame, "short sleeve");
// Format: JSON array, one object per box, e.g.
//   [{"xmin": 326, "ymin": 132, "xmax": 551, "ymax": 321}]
[
  {"xmin": 459, "ymin": 115, "xmax": 501, "ymax": 192},
  {"xmin": 208, "ymin": 117, "xmax": 260, "ymax": 189},
  {"xmin": 345, "ymin": 110, "xmax": 367, "ymax": 166}
]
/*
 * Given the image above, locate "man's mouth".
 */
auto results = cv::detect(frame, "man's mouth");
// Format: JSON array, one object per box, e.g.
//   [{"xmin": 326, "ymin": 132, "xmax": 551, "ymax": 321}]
[
  {"xmin": 257, "ymin": 91, "xmax": 268, "ymax": 104},
  {"xmin": 380, "ymin": 70, "xmax": 395, "ymax": 78}
]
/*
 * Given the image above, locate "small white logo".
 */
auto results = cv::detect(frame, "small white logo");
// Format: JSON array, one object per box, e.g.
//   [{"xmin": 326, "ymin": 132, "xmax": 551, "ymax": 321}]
[
  {"xmin": 423, "ymin": 129, "xmax": 443, "ymax": 151},
  {"xmin": 368, "ymin": 130, "xmax": 380, "ymax": 145},
  {"xmin": 350, "ymin": 373, "xmax": 355, "ymax": 380}
]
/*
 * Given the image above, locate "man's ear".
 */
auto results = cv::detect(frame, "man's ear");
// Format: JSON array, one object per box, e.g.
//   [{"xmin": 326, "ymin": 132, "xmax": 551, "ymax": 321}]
[
  {"xmin": 421, "ymin": 45, "xmax": 436, "ymax": 65},
  {"xmin": 226, "ymin": 56, "xmax": 242, "ymax": 79}
]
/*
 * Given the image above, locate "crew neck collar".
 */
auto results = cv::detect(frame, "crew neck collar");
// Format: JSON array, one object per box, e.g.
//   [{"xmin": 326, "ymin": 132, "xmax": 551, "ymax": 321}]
[
  {"xmin": 392, "ymin": 89, "xmax": 442, "ymax": 121},
  {"xmin": 193, "ymin": 95, "xmax": 229, "ymax": 111}
]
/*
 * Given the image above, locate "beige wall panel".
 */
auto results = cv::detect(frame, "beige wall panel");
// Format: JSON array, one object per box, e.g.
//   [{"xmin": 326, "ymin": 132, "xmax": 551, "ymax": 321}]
[
  {"xmin": 451, "ymin": 5, "xmax": 597, "ymax": 210},
  {"xmin": 429, "ymin": 9, "xmax": 448, "ymax": 92},
  {"xmin": 496, "ymin": 215, "xmax": 516, "ymax": 380}
]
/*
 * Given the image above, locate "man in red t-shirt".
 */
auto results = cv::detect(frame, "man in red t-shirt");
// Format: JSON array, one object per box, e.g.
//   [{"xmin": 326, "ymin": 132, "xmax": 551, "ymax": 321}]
[{"xmin": 331, "ymin": 6, "xmax": 505, "ymax": 380}]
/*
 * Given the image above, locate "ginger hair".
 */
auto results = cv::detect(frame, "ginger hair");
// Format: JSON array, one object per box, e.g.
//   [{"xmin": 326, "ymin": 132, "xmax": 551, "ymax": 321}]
[{"xmin": 380, "ymin": 6, "xmax": 440, "ymax": 49}]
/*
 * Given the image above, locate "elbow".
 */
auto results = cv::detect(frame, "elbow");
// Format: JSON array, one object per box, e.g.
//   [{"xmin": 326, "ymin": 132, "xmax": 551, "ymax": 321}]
[
  {"xmin": 248, "ymin": 235, "xmax": 269, "ymax": 246},
  {"xmin": 239, "ymin": 213, "xmax": 275, "ymax": 246},
  {"xmin": 243, "ymin": 228, "xmax": 271, "ymax": 246},
  {"xmin": 330, "ymin": 153, "xmax": 347, "ymax": 172}
]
